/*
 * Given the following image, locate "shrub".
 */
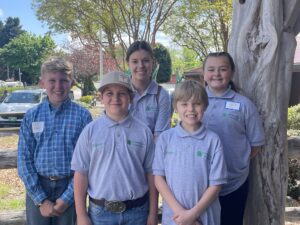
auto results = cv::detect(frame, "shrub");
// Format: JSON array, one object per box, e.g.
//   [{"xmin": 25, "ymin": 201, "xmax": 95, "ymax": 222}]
[
  {"xmin": 288, "ymin": 104, "xmax": 300, "ymax": 130},
  {"xmin": 79, "ymin": 95, "xmax": 94, "ymax": 105}
]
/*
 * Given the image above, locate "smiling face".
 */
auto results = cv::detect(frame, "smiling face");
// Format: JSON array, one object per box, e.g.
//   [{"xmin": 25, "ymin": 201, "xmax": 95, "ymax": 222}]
[
  {"xmin": 40, "ymin": 71, "xmax": 74, "ymax": 107},
  {"xmin": 127, "ymin": 49, "xmax": 154, "ymax": 84},
  {"xmin": 203, "ymin": 56, "xmax": 234, "ymax": 96},
  {"xmin": 100, "ymin": 84, "xmax": 131, "ymax": 122},
  {"xmin": 175, "ymin": 97, "xmax": 205, "ymax": 133}
]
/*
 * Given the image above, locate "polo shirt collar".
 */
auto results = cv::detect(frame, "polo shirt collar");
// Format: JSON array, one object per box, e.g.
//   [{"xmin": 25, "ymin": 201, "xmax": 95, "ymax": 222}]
[
  {"xmin": 132, "ymin": 80, "xmax": 158, "ymax": 96},
  {"xmin": 102, "ymin": 112, "xmax": 132, "ymax": 128},
  {"xmin": 175, "ymin": 122, "xmax": 206, "ymax": 140},
  {"xmin": 206, "ymin": 86, "xmax": 236, "ymax": 99}
]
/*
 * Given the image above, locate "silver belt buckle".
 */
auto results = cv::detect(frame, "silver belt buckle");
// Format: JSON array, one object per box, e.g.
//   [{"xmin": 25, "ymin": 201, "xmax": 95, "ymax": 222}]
[{"xmin": 104, "ymin": 201, "xmax": 126, "ymax": 213}]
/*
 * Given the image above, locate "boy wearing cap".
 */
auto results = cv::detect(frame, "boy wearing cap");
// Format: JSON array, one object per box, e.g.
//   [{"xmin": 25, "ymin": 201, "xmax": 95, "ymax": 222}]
[{"xmin": 71, "ymin": 71, "xmax": 157, "ymax": 225}]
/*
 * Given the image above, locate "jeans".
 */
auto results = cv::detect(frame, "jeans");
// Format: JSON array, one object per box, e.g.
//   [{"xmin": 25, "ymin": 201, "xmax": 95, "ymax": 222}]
[
  {"xmin": 88, "ymin": 200, "xmax": 149, "ymax": 225},
  {"xmin": 26, "ymin": 177, "xmax": 76, "ymax": 225}
]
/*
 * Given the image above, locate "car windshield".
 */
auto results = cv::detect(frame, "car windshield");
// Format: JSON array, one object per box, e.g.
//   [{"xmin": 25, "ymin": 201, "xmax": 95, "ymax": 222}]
[{"xmin": 4, "ymin": 92, "xmax": 41, "ymax": 104}]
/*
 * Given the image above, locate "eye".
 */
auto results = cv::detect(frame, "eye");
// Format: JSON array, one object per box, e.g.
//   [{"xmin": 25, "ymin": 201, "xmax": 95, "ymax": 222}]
[{"xmin": 119, "ymin": 92, "xmax": 128, "ymax": 97}]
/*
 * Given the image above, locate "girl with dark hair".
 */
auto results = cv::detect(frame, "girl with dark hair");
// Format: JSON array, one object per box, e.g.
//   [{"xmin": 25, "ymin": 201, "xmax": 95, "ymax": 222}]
[{"xmin": 202, "ymin": 52, "xmax": 265, "ymax": 225}]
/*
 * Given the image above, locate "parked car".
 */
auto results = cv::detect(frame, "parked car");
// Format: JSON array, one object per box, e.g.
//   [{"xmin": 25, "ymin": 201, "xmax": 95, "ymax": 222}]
[{"xmin": 0, "ymin": 89, "xmax": 47, "ymax": 127}]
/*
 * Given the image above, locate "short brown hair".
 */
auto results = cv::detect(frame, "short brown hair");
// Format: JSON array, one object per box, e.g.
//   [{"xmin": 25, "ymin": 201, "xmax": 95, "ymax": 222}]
[
  {"xmin": 173, "ymin": 80, "xmax": 208, "ymax": 110},
  {"xmin": 41, "ymin": 57, "xmax": 73, "ymax": 79}
]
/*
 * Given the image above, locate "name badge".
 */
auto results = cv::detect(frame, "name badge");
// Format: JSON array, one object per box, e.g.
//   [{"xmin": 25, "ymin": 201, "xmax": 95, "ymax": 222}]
[
  {"xmin": 32, "ymin": 122, "xmax": 44, "ymax": 133},
  {"xmin": 225, "ymin": 101, "xmax": 240, "ymax": 110}
]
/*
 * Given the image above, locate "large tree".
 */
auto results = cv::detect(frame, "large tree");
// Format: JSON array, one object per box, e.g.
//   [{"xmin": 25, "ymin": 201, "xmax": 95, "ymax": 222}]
[
  {"xmin": 163, "ymin": 0, "xmax": 231, "ymax": 61},
  {"xmin": 0, "ymin": 17, "xmax": 25, "ymax": 47},
  {"xmin": 228, "ymin": 1, "xmax": 300, "ymax": 225},
  {"xmin": 0, "ymin": 32, "xmax": 56, "ymax": 84},
  {"xmin": 33, "ymin": 0, "xmax": 178, "ymax": 68}
]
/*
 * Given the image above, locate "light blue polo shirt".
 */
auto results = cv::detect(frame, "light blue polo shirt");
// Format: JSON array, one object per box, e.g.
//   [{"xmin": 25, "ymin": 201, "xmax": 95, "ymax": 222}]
[
  {"xmin": 202, "ymin": 87, "xmax": 265, "ymax": 195},
  {"xmin": 153, "ymin": 123, "xmax": 227, "ymax": 225},
  {"xmin": 130, "ymin": 80, "xmax": 171, "ymax": 136},
  {"xmin": 71, "ymin": 113, "xmax": 155, "ymax": 201}
]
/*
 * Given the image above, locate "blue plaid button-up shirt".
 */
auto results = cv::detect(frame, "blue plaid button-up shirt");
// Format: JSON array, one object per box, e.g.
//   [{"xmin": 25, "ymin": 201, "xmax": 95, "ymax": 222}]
[{"xmin": 17, "ymin": 97, "xmax": 92, "ymax": 205}]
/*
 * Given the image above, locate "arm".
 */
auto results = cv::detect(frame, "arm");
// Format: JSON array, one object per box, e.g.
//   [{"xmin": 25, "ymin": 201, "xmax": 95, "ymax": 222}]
[
  {"xmin": 172, "ymin": 186, "xmax": 221, "ymax": 225},
  {"xmin": 146, "ymin": 173, "xmax": 158, "ymax": 225},
  {"xmin": 154, "ymin": 175, "xmax": 185, "ymax": 215},
  {"xmin": 17, "ymin": 116, "xmax": 48, "ymax": 206},
  {"xmin": 154, "ymin": 90, "xmax": 172, "ymax": 138},
  {"xmin": 250, "ymin": 146, "xmax": 262, "ymax": 159},
  {"xmin": 74, "ymin": 171, "xmax": 91, "ymax": 225}
]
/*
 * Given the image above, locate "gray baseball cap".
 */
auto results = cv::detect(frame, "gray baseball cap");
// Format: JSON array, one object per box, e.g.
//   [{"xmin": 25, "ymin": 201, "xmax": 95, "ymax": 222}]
[{"xmin": 99, "ymin": 71, "xmax": 133, "ymax": 92}]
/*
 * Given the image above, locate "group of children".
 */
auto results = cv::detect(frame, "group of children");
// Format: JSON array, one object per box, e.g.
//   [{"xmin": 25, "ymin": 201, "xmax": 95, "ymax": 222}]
[{"xmin": 17, "ymin": 40, "xmax": 265, "ymax": 225}]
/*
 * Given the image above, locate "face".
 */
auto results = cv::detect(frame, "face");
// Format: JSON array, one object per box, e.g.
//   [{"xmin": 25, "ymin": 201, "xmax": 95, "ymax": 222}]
[
  {"xmin": 203, "ymin": 56, "xmax": 234, "ymax": 95},
  {"xmin": 100, "ymin": 85, "xmax": 131, "ymax": 121},
  {"xmin": 127, "ymin": 49, "xmax": 153, "ymax": 83},
  {"xmin": 40, "ymin": 71, "xmax": 74, "ymax": 107},
  {"xmin": 175, "ymin": 97, "xmax": 205, "ymax": 132}
]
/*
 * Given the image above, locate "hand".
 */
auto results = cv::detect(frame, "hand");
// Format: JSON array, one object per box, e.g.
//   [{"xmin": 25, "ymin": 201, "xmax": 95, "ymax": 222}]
[
  {"xmin": 53, "ymin": 198, "xmax": 69, "ymax": 215},
  {"xmin": 147, "ymin": 212, "xmax": 158, "ymax": 225},
  {"xmin": 172, "ymin": 208, "xmax": 198, "ymax": 225},
  {"xmin": 77, "ymin": 213, "xmax": 92, "ymax": 225},
  {"xmin": 39, "ymin": 199, "xmax": 60, "ymax": 217}
]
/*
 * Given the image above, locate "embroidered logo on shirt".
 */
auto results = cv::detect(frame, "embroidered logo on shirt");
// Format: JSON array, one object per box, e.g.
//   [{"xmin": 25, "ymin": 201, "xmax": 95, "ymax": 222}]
[
  {"xmin": 92, "ymin": 143, "xmax": 104, "ymax": 151},
  {"xmin": 127, "ymin": 139, "xmax": 144, "ymax": 148},
  {"xmin": 196, "ymin": 150, "xmax": 211, "ymax": 159},
  {"xmin": 145, "ymin": 106, "xmax": 159, "ymax": 112}
]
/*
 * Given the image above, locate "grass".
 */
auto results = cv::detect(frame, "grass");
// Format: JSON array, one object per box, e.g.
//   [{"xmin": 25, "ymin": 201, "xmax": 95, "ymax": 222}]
[{"xmin": 0, "ymin": 184, "xmax": 25, "ymax": 211}]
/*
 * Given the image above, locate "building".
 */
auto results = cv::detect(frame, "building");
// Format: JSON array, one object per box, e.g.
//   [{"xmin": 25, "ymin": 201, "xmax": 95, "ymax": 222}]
[{"xmin": 290, "ymin": 34, "xmax": 300, "ymax": 106}]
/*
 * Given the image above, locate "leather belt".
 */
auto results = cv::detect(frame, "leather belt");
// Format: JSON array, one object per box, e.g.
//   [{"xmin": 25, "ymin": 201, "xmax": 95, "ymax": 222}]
[
  {"xmin": 39, "ymin": 175, "xmax": 71, "ymax": 181},
  {"xmin": 89, "ymin": 192, "xmax": 148, "ymax": 213}
]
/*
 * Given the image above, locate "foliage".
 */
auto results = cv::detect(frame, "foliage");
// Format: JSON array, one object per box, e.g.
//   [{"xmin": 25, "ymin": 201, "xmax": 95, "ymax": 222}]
[
  {"xmin": 0, "ymin": 33, "xmax": 56, "ymax": 84},
  {"xmin": 169, "ymin": 47, "xmax": 200, "ymax": 75},
  {"xmin": 79, "ymin": 95, "xmax": 94, "ymax": 104},
  {"xmin": 162, "ymin": 0, "xmax": 232, "ymax": 61},
  {"xmin": 288, "ymin": 158, "xmax": 300, "ymax": 200},
  {"xmin": 33, "ymin": 0, "xmax": 178, "ymax": 68},
  {"xmin": 153, "ymin": 43, "xmax": 172, "ymax": 83},
  {"xmin": 0, "ymin": 17, "xmax": 25, "ymax": 47},
  {"xmin": 288, "ymin": 104, "xmax": 300, "ymax": 130},
  {"xmin": 82, "ymin": 77, "xmax": 96, "ymax": 96}
]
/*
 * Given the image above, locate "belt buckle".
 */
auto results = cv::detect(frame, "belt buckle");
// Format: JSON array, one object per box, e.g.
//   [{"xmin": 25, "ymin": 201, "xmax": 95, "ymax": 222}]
[
  {"xmin": 104, "ymin": 201, "xmax": 126, "ymax": 213},
  {"xmin": 49, "ymin": 176, "xmax": 59, "ymax": 181}
]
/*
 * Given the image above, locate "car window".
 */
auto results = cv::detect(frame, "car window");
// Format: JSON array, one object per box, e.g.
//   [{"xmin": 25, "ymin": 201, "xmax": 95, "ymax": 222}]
[{"xmin": 4, "ymin": 92, "xmax": 41, "ymax": 104}]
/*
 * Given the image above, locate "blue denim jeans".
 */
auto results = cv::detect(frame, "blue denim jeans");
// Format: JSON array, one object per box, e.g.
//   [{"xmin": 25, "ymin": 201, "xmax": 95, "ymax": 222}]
[
  {"xmin": 88, "ymin": 199, "xmax": 149, "ymax": 225},
  {"xmin": 26, "ymin": 176, "xmax": 76, "ymax": 225}
]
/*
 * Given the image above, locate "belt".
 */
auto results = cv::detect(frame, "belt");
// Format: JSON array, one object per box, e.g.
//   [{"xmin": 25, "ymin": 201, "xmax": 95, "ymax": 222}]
[
  {"xmin": 89, "ymin": 192, "xmax": 148, "ymax": 213},
  {"xmin": 39, "ymin": 175, "xmax": 71, "ymax": 181}
]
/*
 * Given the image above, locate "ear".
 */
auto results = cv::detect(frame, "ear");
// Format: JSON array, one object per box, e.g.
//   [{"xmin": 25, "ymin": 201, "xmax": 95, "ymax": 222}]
[{"xmin": 39, "ymin": 77, "xmax": 44, "ymax": 88}]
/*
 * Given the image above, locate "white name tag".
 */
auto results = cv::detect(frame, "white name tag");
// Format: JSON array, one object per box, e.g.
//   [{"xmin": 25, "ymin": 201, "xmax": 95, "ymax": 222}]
[
  {"xmin": 225, "ymin": 101, "xmax": 240, "ymax": 110},
  {"xmin": 32, "ymin": 122, "xmax": 44, "ymax": 133}
]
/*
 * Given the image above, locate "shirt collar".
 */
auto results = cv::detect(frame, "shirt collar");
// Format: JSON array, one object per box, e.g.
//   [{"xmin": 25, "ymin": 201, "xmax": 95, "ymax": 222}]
[
  {"xmin": 132, "ymin": 80, "xmax": 158, "ymax": 96},
  {"xmin": 206, "ymin": 86, "xmax": 236, "ymax": 99},
  {"xmin": 102, "ymin": 112, "xmax": 132, "ymax": 128},
  {"xmin": 45, "ymin": 97, "xmax": 72, "ymax": 112},
  {"xmin": 175, "ymin": 122, "xmax": 206, "ymax": 140}
]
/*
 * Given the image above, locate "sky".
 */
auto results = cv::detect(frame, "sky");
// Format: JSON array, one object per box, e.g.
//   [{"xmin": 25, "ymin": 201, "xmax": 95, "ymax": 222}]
[
  {"xmin": 0, "ymin": 0, "xmax": 68, "ymax": 45},
  {"xmin": 0, "ymin": 0, "xmax": 172, "ymax": 48}
]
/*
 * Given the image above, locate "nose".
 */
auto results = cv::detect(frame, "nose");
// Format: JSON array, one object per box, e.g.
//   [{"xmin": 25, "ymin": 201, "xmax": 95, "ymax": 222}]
[{"xmin": 187, "ymin": 103, "xmax": 194, "ymax": 111}]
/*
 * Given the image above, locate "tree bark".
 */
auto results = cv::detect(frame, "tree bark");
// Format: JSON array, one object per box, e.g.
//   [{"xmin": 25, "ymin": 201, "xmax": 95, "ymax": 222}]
[
  {"xmin": 0, "ymin": 150, "xmax": 17, "ymax": 169},
  {"xmin": 228, "ymin": 1, "xmax": 300, "ymax": 224}
]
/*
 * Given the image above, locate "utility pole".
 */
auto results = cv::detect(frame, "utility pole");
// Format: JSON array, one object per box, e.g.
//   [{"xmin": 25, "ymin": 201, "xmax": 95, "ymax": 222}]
[
  {"xmin": 99, "ymin": 30, "xmax": 103, "ymax": 81},
  {"xmin": 18, "ymin": 68, "xmax": 22, "ymax": 82},
  {"xmin": 7, "ymin": 65, "xmax": 9, "ymax": 80}
]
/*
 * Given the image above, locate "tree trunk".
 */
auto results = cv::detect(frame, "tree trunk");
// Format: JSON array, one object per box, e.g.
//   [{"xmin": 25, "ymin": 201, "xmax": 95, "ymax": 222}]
[{"xmin": 228, "ymin": 1, "xmax": 300, "ymax": 225}]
